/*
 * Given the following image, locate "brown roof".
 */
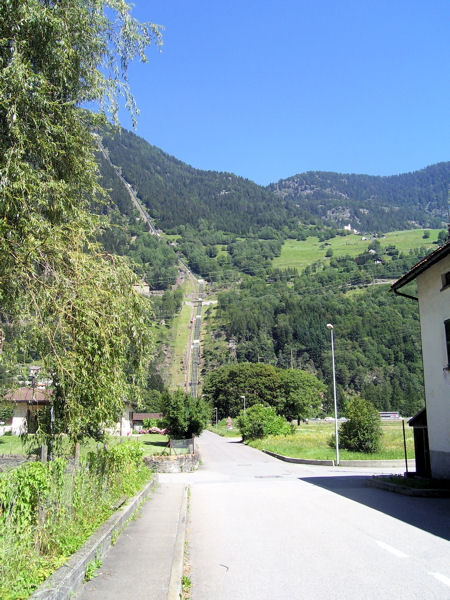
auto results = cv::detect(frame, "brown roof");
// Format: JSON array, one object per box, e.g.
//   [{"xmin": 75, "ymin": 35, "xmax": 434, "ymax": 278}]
[
  {"xmin": 4, "ymin": 387, "xmax": 52, "ymax": 404},
  {"xmin": 132, "ymin": 412, "xmax": 163, "ymax": 421},
  {"xmin": 391, "ymin": 240, "xmax": 450, "ymax": 294}
]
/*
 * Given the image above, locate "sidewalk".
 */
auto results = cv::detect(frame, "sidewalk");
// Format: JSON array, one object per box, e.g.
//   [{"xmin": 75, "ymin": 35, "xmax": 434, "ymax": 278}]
[{"xmin": 75, "ymin": 480, "xmax": 187, "ymax": 600}]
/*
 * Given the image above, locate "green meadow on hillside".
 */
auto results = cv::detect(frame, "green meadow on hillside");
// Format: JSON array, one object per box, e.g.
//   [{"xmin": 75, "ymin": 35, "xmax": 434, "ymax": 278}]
[{"xmin": 272, "ymin": 229, "xmax": 442, "ymax": 272}]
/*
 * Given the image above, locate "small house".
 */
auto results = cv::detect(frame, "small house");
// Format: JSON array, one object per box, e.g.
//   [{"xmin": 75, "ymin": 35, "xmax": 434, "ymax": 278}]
[
  {"xmin": 5, "ymin": 387, "xmax": 51, "ymax": 434},
  {"xmin": 132, "ymin": 412, "xmax": 163, "ymax": 431}
]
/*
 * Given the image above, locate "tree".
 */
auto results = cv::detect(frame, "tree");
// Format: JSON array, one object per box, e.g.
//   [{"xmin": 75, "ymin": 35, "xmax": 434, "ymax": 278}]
[
  {"xmin": 161, "ymin": 391, "xmax": 210, "ymax": 438},
  {"xmin": 0, "ymin": 2, "xmax": 162, "ymax": 442},
  {"xmin": 279, "ymin": 369, "xmax": 326, "ymax": 422},
  {"xmin": 202, "ymin": 363, "xmax": 283, "ymax": 419},
  {"xmin": 437, "ymin": 229, "xmax": 448, "ymax": 245},
  {"xmin": 338, "ymin": 396, "xmax": 382, "ymax": 454}
]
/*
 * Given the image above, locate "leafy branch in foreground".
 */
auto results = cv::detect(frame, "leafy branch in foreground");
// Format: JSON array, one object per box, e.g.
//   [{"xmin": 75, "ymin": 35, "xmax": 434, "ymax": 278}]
[{"xmin": 0, "ymin": 1, "xmax": 162, "ymax": 441}]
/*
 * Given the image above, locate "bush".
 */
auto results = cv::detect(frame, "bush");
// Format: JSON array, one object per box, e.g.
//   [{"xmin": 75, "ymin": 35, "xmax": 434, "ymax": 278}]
[
  {"xmin": 237, "ymin": 404, "xmax": 291, "ymax": 441},
  {"xmin": 337, "ymin": 396, "xmax": 382, "ymax": 453},
  {"xmin": 161, "ymin": 390, "xmax": 210, "ymax": 438}
]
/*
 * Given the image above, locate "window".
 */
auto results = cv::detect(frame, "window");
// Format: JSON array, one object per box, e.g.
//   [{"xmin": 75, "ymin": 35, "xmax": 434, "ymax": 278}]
[
  {"xmin": 445, "ymin": 319, "xmax": 450, "ymax": 367},
  {"xmin": 441, "ymin": 271, "xmax": 450, "ymax": 290}
]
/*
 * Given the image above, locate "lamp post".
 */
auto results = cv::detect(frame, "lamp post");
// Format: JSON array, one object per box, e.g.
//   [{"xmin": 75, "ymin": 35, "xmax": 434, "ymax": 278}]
[
  {"xmin": 240, "ymin": 395, "xmax": 246, "ymax": 416},
  {"xmin": 326, "ymin": 323, "xmax": 340, "ymax": 466},
  {"xmin": 214, "ymin": 406, "xmax": 218, "ymax": 428}
]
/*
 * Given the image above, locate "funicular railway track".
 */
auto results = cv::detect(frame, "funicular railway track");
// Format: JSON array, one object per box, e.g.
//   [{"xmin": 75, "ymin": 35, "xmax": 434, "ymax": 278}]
[{"xmin": 98, "ymin": 139, "xmax": 206, "ymax": 397}]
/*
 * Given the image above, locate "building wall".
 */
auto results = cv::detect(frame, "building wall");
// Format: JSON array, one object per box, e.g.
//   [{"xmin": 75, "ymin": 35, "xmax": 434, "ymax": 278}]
[
  {"xmin": 417, "ymin": 253, "xmax": 450, "ymax": 478},
  {"xmin": 11, "ymin": 404, "xmax": 27, "ymax": 435}
]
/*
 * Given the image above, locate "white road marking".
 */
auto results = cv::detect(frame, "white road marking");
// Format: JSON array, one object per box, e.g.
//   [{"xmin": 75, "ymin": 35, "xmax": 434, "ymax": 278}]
[
  {"xmin": 375, "ymin": 540, "xmax": 408, "ymax": 558},
  {"xmin": 429, "ymin": 572, "xmax": 450, "ymax": 587}
]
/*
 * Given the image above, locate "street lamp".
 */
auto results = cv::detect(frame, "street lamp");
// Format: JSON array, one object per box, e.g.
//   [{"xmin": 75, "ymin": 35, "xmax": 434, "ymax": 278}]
[
  {"xmin": 214, "ymin": 406, "xmax": 218, "ymax": 428},
  {"xmin": 240, "ymin": 395, "xmax": 246, "ymax": 416},
  {"xmin": 326, "ymin": 324, "xmax": 340, "ymax": 466}
]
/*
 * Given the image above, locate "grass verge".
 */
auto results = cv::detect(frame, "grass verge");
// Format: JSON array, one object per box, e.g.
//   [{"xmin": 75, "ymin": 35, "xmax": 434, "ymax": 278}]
[
  {"xmin": 0, "ymin": 441, "xmax": 152, "ymax": 599},
  {"xmin": 207, "ymin": 419, "xmax": 241, "ymax": 438},
  {"xmin": 248, "ymin": 421, "xmax": 414, "ymax": 461},
  {"xmin": 0, "ymin": 433, "xmax": 171, "ymax": 458}
]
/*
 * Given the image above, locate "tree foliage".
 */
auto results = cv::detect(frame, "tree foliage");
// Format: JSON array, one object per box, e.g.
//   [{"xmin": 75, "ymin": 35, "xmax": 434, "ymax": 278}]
[
  {"xmin": 279, "ymin": 369, "xmax": 326, "ymax": 422},
  {"xmin": 0, "ymin": 1, "xmax": 162, "ymax": 441},
  {"xmin": 337, "ymin": 396, "xmax": 382, "ymax": 454},
  {"xmin": 160, "ymin": 390, "xmax": 210, "ymax": 438},
  {"xmin": 237, "ymin": 404, "xmax": 291, "ymax": 441},
  {"xmin": 203, "ymin": 362, "xmax": 325, "ymax": 421}
]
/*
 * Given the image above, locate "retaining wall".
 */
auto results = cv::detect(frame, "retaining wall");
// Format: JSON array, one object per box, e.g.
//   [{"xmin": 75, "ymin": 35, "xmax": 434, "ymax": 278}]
[{"xmin": 143, "ymin": 452, "xmax": 200, "ymax": 473}]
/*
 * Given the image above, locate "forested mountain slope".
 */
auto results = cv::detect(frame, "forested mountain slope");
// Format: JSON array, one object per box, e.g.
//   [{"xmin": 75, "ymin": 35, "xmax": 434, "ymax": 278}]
[
  {"xmin": 269, "ymin": 164, "xmax": 449, "ymax": 232},
  {"xmin": 98, "ymin": 126, "xmax": 448, "ymax": 237},
  {"xmin": 99, "ymin": 127, "xmax": 300, "ymax": 236}
]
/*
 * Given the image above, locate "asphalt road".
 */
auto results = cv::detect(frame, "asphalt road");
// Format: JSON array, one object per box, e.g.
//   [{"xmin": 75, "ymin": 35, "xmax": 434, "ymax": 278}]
[{"xmin": 189, "ymin": 431, "xmax": 450, "ymax": 600}]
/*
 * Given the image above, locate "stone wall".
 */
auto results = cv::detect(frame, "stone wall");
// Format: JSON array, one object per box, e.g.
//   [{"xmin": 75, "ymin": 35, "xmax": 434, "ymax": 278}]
[
  {"xmin": 0, "ymin": 454, "xmax": 35, "ymax": 472},
  {"xmin": 143, "ymin": 452, "xmax": 200, "ymax": 473}
]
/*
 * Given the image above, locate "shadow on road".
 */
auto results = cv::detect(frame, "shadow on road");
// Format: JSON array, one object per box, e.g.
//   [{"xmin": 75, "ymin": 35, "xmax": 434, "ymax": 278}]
[{"xmin": 300, "ymin": 475, "xmax": 450, "ymax": 541}]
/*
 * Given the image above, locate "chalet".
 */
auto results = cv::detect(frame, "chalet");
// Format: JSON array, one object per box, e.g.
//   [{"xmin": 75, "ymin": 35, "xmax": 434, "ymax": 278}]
[
  {"xmin": 391, "ymin": 239, "xmax": 450, "ymax": 478},
  {"xmin": 4, "ymin": 389, "xmax": 135, "ymax": 437},
  {"xmin": 5, "ymin": 387, "xmax": 51, "ymax": 434}
]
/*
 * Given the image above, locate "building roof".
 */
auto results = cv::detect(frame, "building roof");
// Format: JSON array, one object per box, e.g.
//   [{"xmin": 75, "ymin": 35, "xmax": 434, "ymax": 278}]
[
  {"xmin": 4, "ymin": 387, "xmax": 52, "ymax": 404},
  {"xmin": 408, "ymin": 407, "xmax": 427, "ymax": 428},
  {"xmin": 391, "ymin": 239, "xmax": 450, "ymax": 294},
  {"xmin": 132, "ymin": 412, "xmax": 163, "ymax": 421}
]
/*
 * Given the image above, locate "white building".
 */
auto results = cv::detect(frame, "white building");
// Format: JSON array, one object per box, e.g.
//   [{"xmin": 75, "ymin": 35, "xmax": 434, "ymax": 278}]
[
  {"xmin": 5, "ymin": 387, "xmax": 51, "ymax": 434},
  {"xmin": 392, "ymin": 239, "xmax": 450, "ymax": 479}
]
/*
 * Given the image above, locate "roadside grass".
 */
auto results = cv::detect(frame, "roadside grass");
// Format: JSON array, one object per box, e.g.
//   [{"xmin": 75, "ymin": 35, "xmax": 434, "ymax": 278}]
[
  {"xmin": 0, "ymin": 433, "xmax": 171, "ymax": 458},
  {"xmin": 207, "ymin": 419, "xmax": 241, "ymax": 438},
  {"xmin": 248, "ymin": 421, "xmax": 415, "ymax": 461},
  {"xmin": 0, "ymin": 442, "xmax": 151, "ymax": 599},
  {"xmin": 273, "ymin": 229, "xmax": 441, "ymax": 272},
  {"xmin": 0, "ymin": 433, "xmax": 35, "ymax": 455}
]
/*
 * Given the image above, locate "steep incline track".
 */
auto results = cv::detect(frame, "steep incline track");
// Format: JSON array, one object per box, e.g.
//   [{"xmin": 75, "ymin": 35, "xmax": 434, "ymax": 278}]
[{"xmin": 97, "ymin": 139, "xmax": 205, "ymax": 395}]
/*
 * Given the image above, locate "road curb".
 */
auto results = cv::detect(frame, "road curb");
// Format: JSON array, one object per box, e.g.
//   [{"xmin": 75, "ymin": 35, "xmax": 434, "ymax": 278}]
[
  {"xmin": 263, "ymin": 449, "xmax": 415, "ymax": 468},
  {"xmin": 30, "ymin": 476, "xmax": 159, "ymax": 600},
  {"xmin": 366, "ymin": 476, "xmax": 450, "ymax": 497},
  {"xmin": 263, "ymin": 449, "xmax": 335, "ymax": 466},
  {"xmin": 167, "ymin": 485, "xmax": 189, "ymax": 600},
  {"xmin": 340, "ymin": 458, "xmax": 414, "ymax": 468}
]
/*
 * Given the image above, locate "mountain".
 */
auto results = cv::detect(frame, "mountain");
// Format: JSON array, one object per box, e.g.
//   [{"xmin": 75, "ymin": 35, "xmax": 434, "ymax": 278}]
[
  {"xmin": 98, "ymin": 127, "xmax": 299, "ymax": 236},
  {"xmin": 268, "ymin": 164, "xmax": 449, "ymax": 232},
  {"xmin": 98, "ymin": 126, "xmax": 448, "ymax": 236}
]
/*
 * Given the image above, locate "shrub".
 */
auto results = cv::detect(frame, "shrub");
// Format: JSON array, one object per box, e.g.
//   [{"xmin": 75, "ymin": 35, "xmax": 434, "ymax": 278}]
[
  {"xmin": 161, "ymin": 390, "xmax": 210, "ymax": 438},
  {"xmin": 338, "ymin": 396, "xmax": 382, "ymax": 453},
  {"xmin": 237, "ymin": 404, "xmax": 291, "ymax": 441}
]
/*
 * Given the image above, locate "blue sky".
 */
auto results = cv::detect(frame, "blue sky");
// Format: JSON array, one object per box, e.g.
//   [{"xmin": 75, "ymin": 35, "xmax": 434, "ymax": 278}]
[{"xmin": 118, "ymin": 1, "xmax": 449, "ymax": 185}]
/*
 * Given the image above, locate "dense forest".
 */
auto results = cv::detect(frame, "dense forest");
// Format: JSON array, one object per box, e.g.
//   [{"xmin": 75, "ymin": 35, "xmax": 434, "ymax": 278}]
[
  {"xmin": 96, "ymin": 151, "xmax": 179, "ymax": 290},
  {"xmin": 99, "ymin": 127, "xmax": 301, "ymax": 236},
  {"xmin": 99, "ymin": 126, "xmax": 448, "ymax": 239},
  {"xmin": 203, "ymin": 245, "xmax": 432, "ymax": 417},
  {"xmin": 269, "ymin": 165, "xmax": 449, "ymax": 232}
]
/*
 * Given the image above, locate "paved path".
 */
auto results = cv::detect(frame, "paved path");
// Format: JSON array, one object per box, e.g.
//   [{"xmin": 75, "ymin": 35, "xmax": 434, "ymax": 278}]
[
  {"xmin": 189, "ymin": 431, "xmax": 450, "ymax": 600},
  {"xmin": 75, "ymin": 481, "xmax": 186, "ymax": 600}
]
